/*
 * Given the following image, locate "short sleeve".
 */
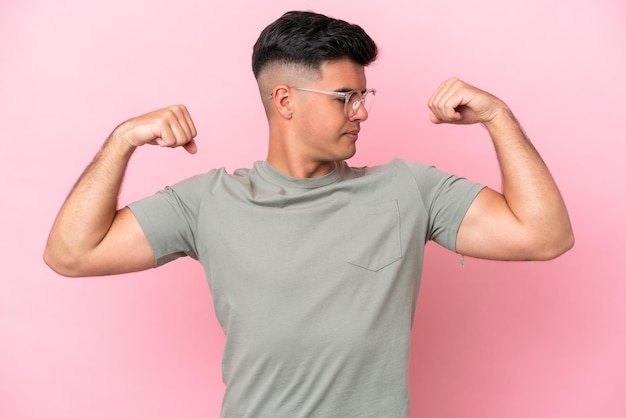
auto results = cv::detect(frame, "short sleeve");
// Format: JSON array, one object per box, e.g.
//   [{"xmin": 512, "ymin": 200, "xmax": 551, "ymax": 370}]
[
  {"xmin": 396, "ymin": 159, "xmax": 485, "ymax": 251},
  {"xmin": 127, "ymin": 173, "xmax": 209, "ymax": 266}
]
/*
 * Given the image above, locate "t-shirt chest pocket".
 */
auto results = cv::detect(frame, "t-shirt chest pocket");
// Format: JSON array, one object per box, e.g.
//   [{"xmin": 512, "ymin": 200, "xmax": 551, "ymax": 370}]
[{"xmin": 346, "ymin": 199, "xmax": 402, "ymax": 272}]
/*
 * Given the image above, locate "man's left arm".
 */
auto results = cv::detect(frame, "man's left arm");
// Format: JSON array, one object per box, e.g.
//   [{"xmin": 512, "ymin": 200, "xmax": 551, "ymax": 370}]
[{"xmin": 428, "ymin": 77, "xmax": 574, "ymax": 261}]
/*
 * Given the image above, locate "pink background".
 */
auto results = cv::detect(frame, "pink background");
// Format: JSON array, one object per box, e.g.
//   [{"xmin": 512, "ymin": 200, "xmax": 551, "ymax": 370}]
[{"xmin": 1, "ymin": 0, "xmax": 625, "ymax": 417}]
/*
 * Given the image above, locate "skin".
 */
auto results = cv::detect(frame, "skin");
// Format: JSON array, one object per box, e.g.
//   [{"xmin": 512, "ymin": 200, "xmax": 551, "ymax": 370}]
[
  {"xmin": 43, "ymin": 59, "xmax": 573, "ymax": 277},
  {"xmin": 261, "ymin": 60, "xmax": 369, "ymax": 178},
  {"xmin": 428, "ymin": 77, "xmax": 574, "ymax": 260}
]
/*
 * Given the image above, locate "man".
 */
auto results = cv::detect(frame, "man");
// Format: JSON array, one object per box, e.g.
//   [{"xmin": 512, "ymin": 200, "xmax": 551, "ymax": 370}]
[{"xmin": 44, "ymin": 10, "xmax": 573, "ymax": 417}]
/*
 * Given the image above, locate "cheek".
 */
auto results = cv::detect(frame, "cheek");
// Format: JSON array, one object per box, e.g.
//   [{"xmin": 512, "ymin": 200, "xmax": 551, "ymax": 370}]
[
  {"xmin": 297, "ymin": 99, "xmax": 346, "ymax": 139},
  {"xmin": 310, "ymin": 107, "xmax": 345, "ymax": 134}
]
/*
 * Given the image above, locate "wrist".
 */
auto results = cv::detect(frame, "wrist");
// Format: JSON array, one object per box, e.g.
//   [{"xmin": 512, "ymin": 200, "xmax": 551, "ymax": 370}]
[
  {"xmin": 105, "ymin": 129, "xmax": 138, "ymax": 159},
  {"xmin": 481, "ymin": 104, "xmax": 517, "ymax": 130}
]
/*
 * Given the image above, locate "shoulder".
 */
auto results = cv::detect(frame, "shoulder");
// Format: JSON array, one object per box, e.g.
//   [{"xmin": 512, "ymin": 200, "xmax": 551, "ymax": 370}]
[
  {"xmin": 167, "ymin": 163, "xmax": 260, "ymax": 194},
  {"xmin": 345, "ymin": 159, "xmax": 441, "ymax": 187}
]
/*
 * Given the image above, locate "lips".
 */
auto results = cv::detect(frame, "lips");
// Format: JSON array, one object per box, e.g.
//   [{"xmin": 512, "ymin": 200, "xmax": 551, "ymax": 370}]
[{"xmin": 345, "ymin": 128, "xmax": 360, "ymax": 139}]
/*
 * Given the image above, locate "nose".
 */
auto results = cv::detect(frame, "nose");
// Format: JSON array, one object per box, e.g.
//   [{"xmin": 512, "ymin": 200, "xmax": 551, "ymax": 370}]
[{"xmin": 349, "ymin": 101, "xmax": 369, "ymax": 122}]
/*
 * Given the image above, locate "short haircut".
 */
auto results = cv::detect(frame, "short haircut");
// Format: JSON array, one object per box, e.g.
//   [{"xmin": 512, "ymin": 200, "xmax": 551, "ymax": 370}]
[{"xmin": 252, "ymin": 11, "xmax": 378, "ymax": 79}]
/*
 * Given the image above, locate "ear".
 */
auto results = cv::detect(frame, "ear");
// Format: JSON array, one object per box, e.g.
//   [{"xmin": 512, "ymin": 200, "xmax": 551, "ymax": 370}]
[{"xmin": 271, "ymin": 86, "xmax": 294, "ymax": 119}]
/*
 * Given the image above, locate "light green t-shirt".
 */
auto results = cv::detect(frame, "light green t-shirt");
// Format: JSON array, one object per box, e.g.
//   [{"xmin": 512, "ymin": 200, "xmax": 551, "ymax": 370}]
[{"xmin": 128, "ymin": 158, "xmax": 484, "ymax": 418}]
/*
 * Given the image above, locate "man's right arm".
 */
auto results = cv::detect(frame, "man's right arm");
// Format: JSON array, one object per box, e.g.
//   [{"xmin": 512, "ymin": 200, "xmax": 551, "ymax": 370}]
[{"xmin": 43, "ymin": 105, "xmax": 198, "ymax": 277}]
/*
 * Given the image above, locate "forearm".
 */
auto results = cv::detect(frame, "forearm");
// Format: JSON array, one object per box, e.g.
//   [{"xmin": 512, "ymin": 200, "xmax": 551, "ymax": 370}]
[
  {"xmin": 484, "ymin": 109, "xmax": 574, "ymax": 256},
  {"xmin": 430, "ymin": 78, "xmax": 573, "ymax": 260},
  {"xmin": 44, "ymin": 132, "xmax": 136, "ymax": 269},
  {"xmin": 44, "ymin": 105, "xmax": 197, "ymax": 276}
]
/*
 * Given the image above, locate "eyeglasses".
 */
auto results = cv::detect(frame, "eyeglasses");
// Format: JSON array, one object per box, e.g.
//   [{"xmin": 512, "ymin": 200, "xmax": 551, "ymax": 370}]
[{"xmin": 291, "ymin": 87, "xmax": 376, "ymax": 118}]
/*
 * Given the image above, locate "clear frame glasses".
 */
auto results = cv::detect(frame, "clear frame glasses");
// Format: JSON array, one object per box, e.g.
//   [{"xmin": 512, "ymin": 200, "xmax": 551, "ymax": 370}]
[{"xmin": 291, "ymin": 87, "xmax": 376, "ymax": 118}]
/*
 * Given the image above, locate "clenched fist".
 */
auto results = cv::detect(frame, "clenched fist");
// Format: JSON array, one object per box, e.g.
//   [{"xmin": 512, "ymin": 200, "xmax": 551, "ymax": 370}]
[
  {"xmin": 113, "ymin": 105, "xmax": 198, "ymax": 154},
  {"xmin": 428, "ymin": 77, "xmax": 510, "ymax": 126}
]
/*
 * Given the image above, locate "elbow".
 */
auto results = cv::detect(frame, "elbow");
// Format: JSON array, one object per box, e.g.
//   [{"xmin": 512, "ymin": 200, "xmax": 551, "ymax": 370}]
[
  {"xmin": 43, "ymin": 245, "xmax": 87, "ymax": 278},
  {"xmin": 530, "ymin": 228, "xmax": 575, "ymax": 261},
  {"xmin": 551, "ymin": 230, "xmax": 575, "ymax": 259},
  {"xmin": 43, "ymin": 248, "xmax": 70, "ymax": 277}
]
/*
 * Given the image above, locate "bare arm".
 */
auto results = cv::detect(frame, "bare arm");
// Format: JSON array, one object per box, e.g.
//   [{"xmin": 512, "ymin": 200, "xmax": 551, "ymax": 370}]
[
  {"xmin": 428, "ymin": 78, "xmax": 574, "ymax": 261},
  {"xmin": 44, "ymin": 105, "xmax": 198, "ymax": 277}
]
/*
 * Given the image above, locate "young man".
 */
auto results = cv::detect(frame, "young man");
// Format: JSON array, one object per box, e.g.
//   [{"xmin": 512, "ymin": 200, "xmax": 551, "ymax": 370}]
[{"xmin": 44, "ymin": 10, "xmax": 573, "ymax": 417}]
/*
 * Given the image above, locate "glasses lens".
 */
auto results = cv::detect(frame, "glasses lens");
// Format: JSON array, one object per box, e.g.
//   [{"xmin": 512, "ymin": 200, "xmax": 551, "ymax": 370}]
[
  {"xmin": 345, "ymin": 91, "xmax": 359, "ymax": 118},
  {"xmin": 346, "ymin": 90, "xmax": 375, "ymax": 118},
  {"xmin": 363, "ymin": 90, "xmax": 375, "ymax": 113}
]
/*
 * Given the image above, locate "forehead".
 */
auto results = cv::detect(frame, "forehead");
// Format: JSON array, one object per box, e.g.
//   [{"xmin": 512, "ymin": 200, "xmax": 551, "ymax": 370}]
[{"xmin": 317, "ymin": 59, "xmax": 367, "ymax": 89}]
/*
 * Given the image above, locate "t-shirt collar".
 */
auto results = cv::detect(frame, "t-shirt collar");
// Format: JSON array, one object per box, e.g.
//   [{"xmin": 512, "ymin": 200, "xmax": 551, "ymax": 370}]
[{"xmin": 257, "ymin": 160, "xmax": 344, "ymax": 189}]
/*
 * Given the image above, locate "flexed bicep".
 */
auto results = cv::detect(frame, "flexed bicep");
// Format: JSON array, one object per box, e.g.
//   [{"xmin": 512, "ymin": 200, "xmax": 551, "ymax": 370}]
[
  {"xmin": 86, "ymin": 208, "xmax": 156, "ymax": 276},
  {"xmin": 455, "ymin": 187, "xmax": 531, "ymax": 261},
  {"xmin": 44, "ymin": 105, "xmax": 200, "ymax": 277}
]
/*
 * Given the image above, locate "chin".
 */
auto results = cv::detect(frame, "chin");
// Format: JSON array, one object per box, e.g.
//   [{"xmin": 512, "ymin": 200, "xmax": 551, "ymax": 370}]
[
  {"xmin": 341, "ymin": 145, "xmax": 357, "ymax": 160},
  {"xmin": 323, "ymin": 145, "xmax": 357, "ymax": 163}
]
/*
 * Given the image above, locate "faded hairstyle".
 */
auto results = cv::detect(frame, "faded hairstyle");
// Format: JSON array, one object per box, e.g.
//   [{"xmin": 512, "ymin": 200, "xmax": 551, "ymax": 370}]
[{"xmin": 252, "ymin": 11, "xmax": 378, "ymax": 79}]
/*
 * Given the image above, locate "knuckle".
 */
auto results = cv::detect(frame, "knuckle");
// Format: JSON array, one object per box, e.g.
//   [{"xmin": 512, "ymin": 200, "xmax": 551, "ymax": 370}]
[
  {"xmin": 163, "ymin": 107, "xmax": 177, "ymax": 118},
  {"xmin": 156, "ymin": 110, "xmax": 175, "ymax": 126},
  {"xmin": 167, "ymin": 104, "xmax": 186, "ymax": 116}
]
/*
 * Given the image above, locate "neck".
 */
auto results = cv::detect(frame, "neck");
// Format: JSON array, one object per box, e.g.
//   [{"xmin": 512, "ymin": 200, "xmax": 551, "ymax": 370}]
[
  {"xmin": 266, "ymin": 152, "xmax": 337, "ymax": 179},
  {"xmin": 265, "ymin": 118, "xmax": 340, "ymax": 178}
]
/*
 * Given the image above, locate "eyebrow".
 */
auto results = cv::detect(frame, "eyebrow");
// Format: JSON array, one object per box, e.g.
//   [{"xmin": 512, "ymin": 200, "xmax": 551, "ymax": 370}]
[{"xmin": 334, "ymin": 88, "xmax": 368, "ymax": 94}]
